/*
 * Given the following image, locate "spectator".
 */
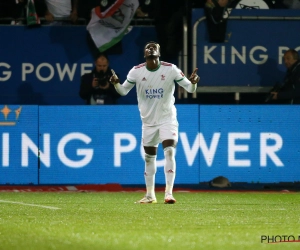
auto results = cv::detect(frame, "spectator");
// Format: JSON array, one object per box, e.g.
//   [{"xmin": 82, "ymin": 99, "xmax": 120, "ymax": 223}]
[
  {"xmin": 283, "ymin": 0, "xmax": 300, "ymax": 9},
  {"xmin": 79, "ymin": 53, "xmax": 120, "ymax": 105},
  {"xmin": 34, "ymin": 0, "xmax": 47, "ymax": 20},
  {"xmin": 0, "ymin": 0, "xmax": 26, "ymax": 24},
  {"xmin": 271, "ymin": 49, "xmax": 300, "ymax": 104},
  {"xmin": 137, "ymin": 0, "xmax": 185, "ymax": 61},
  {"xmin": 37, "ymin": 0, "xmax": 79, "ymax": 25},
  {"xmin": 205, "ymin": 0, "xmax": 229, "ymax": 43},
  {"xmin": 135, "ymin": 0, "xmax": 154, "ymax": 18},
  {"xmin": 77, "ymin": 0, "xmax": 99, "ymax": 23},
  {"xmin": 191, "ymin": 0, "xmax": 205, "ymax": 8}
]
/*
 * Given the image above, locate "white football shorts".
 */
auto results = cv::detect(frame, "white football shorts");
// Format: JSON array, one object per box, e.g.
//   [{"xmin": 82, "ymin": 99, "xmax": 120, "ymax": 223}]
[{"xmin": 142, "ymin": 121, "xmax": 179, "ymax": 147}]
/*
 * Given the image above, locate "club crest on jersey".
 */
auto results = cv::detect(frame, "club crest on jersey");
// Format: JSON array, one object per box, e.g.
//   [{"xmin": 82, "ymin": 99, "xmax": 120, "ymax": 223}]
[
  {"xmin": 161, "ymin": 75, "xmax": 165, "ymax": 80},
  {"xmin": 142, "ymin": 77, "xmax": 147, "ymax": 81},
  {"xmin": 145, "ymin": 88, "xmax": 164, "ymax": 99}
]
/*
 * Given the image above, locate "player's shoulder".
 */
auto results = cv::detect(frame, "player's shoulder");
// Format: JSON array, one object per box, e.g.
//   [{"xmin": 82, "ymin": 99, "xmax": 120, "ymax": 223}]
[
  {"xmin": 134, "ymin": 63, "xmax": 146, "ymax": 69},
  {"xmin": 160, "ymin": 61, "xmax": 182, "ymax": 74},
  {"xmin": 161, "ymin": 61, "xmax": 173, "ymax": 67}
]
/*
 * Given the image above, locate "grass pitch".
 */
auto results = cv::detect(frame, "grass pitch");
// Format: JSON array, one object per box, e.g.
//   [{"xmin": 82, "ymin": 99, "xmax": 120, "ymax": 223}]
[{"xmin": 0, "ymin": 191, "xmax": 299, "ymax": 250}]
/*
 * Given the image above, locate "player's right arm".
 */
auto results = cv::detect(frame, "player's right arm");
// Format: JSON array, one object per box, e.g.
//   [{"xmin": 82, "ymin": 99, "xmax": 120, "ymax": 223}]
[
  {"xmin": 174, "ymin": 66, "xmax": 200, "ymax": 93},
  {"xmin": 110, "ymin": 69, "xmax": 135, "ymax": 96}
]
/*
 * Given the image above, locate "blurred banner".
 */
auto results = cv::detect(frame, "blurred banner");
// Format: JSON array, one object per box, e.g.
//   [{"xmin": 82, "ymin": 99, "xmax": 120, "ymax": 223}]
[
  {"xmin": 192, "ymin": 9, "xmax": 300, "ymax": 87},
  {"xmin": 1, "ymin": 105, "xmax": 300, "ymax": 185}
]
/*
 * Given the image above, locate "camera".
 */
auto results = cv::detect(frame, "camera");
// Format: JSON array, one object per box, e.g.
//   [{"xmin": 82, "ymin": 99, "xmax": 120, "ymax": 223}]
[{"xmin": 94, "ymin": 71, "xmax": 109, "ymax": 87}]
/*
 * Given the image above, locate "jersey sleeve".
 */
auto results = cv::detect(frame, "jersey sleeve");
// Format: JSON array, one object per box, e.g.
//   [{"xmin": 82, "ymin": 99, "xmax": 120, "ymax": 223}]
[
  {"xmin": 173, "ymin": 65, "xmax": 197, "ymax": 93},
  {"xmin": 114, "ymin": 67, "xmax": 136, "ymax": 96},
  {"xmin": 173, "ymin": 64, "xmax": 186, "ymax": 82},
  {"xmin": 126, "ymin": 67, "xmax": 137, "ymax": 84}
]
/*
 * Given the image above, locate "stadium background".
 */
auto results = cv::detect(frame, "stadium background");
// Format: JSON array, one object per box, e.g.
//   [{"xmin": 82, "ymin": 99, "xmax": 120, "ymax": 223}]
[{"xmin": 1, "ymin": 9, "xmax": 300, "ymax": 185}]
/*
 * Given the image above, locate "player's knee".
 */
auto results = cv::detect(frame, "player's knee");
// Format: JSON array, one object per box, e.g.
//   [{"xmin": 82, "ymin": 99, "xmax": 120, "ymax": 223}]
[
  {"xmin": 164, "ymin": 146, "xmax": 175, "ymax": 159},
  {"xmin": 164, "ymin": 147, "xmax": 176, "ymax": 173},
  {"xmin": 145, "ymin": 153, "xmax": 156, "ymax": 163}
]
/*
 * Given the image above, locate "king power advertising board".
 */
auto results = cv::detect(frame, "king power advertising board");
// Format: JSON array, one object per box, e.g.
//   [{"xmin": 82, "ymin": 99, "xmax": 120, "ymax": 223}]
[
  {"xmin": 0, "ymin": 105, "xmax": 299, "ymax": 185},
  {"xmin": 193, "ymin": 9, "xmax": 300, "ymax": 87},
  {"xmin": 0, "ymin": 25, "xmax": 157, "ymax": 105}
]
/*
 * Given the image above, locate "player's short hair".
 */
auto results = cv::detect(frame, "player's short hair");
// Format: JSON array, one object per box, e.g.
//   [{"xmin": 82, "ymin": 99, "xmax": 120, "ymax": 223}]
[
  {"xmin": 285, "ymin": 49, "xmax": 299, "ymax": 60},
  {"xmin": 144, "ymin": 41, "xmax": 160, "ymax": 52}
]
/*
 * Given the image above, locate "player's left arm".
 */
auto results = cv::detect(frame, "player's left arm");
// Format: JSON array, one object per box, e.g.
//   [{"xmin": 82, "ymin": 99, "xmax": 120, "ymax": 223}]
[{"xmin": 175, "ymin": 67, "xmax": 200, "ymax": 93}]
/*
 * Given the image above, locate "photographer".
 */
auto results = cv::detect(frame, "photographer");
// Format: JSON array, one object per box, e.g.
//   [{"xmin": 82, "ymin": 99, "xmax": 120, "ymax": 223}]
[
  {"xmin": 271, "ymin": 49, "xmax": 300, "ymax": 104},
  {"xmin": 79, "ymin": 53, "xmax": 120, "ymax": 105}
]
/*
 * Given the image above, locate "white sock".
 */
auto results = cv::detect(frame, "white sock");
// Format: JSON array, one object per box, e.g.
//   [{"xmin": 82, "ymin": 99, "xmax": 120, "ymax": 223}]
[
  {"xmin": 164, "ymin": 146, "xmax": 176, "ymax": 195},
  {"xmin": 144, "ymin": 153, "xmax": 157, "ymax": 198}
]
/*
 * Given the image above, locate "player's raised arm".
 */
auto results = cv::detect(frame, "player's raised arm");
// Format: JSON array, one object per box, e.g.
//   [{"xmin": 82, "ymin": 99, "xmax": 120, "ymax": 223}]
[
  {"xmin": 110, "ymin": 69, "xmax": 134, "ymax": 96},
  {"xmin": 176, "ymin": 67, "xmax": 200, "ymax": 93}
]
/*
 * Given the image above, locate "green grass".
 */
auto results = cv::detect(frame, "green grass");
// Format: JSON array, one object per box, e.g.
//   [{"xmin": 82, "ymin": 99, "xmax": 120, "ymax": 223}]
[{"xmin": 0, "ymin": 192, "xmax": 300, "ymax": 250}]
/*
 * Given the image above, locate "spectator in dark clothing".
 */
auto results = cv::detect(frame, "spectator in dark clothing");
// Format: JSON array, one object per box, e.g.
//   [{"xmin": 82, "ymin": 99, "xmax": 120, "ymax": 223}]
[
  {"xmin": 137, "ymin": 0, "xmax": 185, "ymax": 61},
  {"xmin": 77, "ymin": 0, "xmax": 99, "ymax": 23},
  {"xmin": 283, "ymin": 0, "xmax": 300, "ymax": 9},
  {"xmin": 79, "ymin": 53, "xmax": 120, "ymax": 105},
  {"xmin": 271, "ymin": 49, "xmax": 300, "ymax": 104},
  {"xmin": 33, "ymin": 0, "xmax": 47, "ymax": 19},
  {"xmin": 0, "ymin": 0, "xmax": 26, "ymax": 24},
  {"xmin": 205, "ymin": 0, "xmax": 229, "ymax": 43},
  {"xmin": 191, "ymin": 0, "xmax": 205, "ymax": 8},
  {"xmin": 136, "ymin": 0, "xmax": 155, "ymax": 17}
]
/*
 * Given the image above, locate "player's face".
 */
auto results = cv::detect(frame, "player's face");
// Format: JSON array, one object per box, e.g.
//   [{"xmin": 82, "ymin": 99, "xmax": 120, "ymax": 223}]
[
  {"xmin": 283, "ymin": 52, "xmax": 297, "ymax": 69},
  {"xmin": 144, "ymin": 43, "xmax": 160, "ymax": 58},
  {"xmin": 95, "ymin": 56, "xmax": 109, "ymax": 73}
]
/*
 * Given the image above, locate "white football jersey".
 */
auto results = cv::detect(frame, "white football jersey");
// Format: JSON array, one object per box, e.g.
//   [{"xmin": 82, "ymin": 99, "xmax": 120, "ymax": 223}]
[{"xmin": 125, "ymin": 61, "xmax": 195, "ymax": 126}]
